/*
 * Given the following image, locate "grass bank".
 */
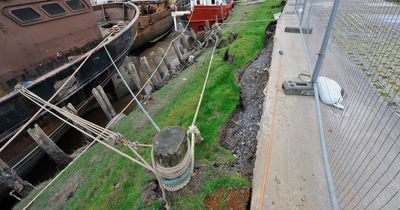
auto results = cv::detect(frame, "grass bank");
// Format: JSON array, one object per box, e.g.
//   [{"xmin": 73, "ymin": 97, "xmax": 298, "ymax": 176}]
[{"xmin": 15, "ymin": 1, "xmax": 283, "ymax": 209}]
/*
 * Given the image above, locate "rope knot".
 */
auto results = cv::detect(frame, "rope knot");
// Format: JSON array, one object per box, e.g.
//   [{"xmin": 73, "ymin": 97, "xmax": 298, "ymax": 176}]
[
  {"xmin": 108, "ymin": 133, "xmax": 124, "ymax": 145},
  {"xmin": 188, "ymin": 125, "xmax": 203, "ymax": 143}
]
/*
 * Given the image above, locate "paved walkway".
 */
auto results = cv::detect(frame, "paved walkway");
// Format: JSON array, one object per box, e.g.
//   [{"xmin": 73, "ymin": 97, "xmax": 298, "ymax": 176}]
[{"xmin": 250, "ymin": 3, "xmax": 331, "ymax": 210}]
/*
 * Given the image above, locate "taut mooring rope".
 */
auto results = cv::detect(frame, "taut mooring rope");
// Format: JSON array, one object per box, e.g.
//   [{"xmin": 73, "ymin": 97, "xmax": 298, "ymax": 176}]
[{"xmin": 0, "ymin": 34, "xmax": 113, "ymax": 153}]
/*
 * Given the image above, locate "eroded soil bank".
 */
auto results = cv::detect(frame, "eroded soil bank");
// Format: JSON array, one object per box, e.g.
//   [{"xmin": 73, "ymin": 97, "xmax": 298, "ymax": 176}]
[
  {"xmin": 209, "ymin": 21, "xmax": 277, "ymax": 209},
  {"xmin": 219, "ymin": 21, "xmax": 277, "ymax": 177}
]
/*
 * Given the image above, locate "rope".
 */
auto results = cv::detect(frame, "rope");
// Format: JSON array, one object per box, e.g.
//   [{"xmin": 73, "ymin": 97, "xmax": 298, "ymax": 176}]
[
  {"xmin": 191, "ymin": 37, "xmax": 219, "ymax": 126},
  {"xmin": 119, "ymin": 12, "xmax": 194, "ymax": 114},
  {"xmin": 0, "ymin": 34, "xmax": 113, "ymax": 153},
  {"xmin": 21, "ymin": 9, "xmax": 220, "ymax": 208},
  {"xmin": 104, "ymin": 46, "xmax": 161, "ymax": 131},
  {"xmin": 18, "ymin": 88, "xmax": 154, "ymax": 172}
]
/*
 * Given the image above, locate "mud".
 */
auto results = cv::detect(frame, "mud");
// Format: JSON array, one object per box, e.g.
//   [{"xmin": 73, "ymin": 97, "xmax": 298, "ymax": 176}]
[
  {"xmin": 204, "ymin": 187, "xmax": 251, "ymax": 210},
  {"xmin": 219, "ymin": 21, "xmax": 277, "ymax": 178}
]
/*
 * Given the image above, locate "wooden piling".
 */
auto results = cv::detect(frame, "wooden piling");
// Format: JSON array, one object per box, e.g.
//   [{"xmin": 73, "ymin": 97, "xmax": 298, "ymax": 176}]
[
  {"xmin": 153, "ymin": 126, "xmax": 187, "ymax": 168},
  {"xmin": 140, "ymin": 56, "xmax": 161, "ymax": 85},
  {"xmin": 181, "ymin": 34, "xmax": 191, "ymax": 51},
  {"xmin": 190, "ymin": 29, "xmax": 197, "ymax": 43},
  {"xmin": 150, "ymin": 51, "xmax": 170, "ymax": 80},
  {"xmin": 158, "ymin": 47, "xmax": 176, "ymax": 75},
  {"xmin": 205, "ymin": 20, "xmax": 211, "ymax": 31},
  {"xmin": 128, "ymin": 62, "xmax": 143, "ymax": 90},
  {"xmin": 62, "ymin": 103, "xmax": 92, "ymax": 143},
  {"xmin": 132, "ymin": 56, "xmax": 154, "ymax": 87},
  {"xmin": 172, "ymin": 39, "xmax": 184, "ymax": 64},
  {"xmin": 27, "ymin": 124, "xmax": 71, "ymax": 169},
  {"xmin": 92, "ymin": 86, "xmax": 116, "ymax": 120},
  {"xmin": 0, "ymin": 159, "xmax": 34, "ymax": 198}
]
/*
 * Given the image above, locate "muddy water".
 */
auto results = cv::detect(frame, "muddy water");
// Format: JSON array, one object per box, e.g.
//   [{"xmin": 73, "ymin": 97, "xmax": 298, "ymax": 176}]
[{"xmin": 4, "ymin": 31, "xmax": 180, "ymax": 209}]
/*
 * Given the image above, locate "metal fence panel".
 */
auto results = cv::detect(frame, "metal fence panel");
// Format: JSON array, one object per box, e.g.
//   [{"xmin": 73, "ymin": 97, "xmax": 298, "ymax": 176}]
[{"xmin": 297, "ymin": 0, "xmax": 400, "ymax": 209}]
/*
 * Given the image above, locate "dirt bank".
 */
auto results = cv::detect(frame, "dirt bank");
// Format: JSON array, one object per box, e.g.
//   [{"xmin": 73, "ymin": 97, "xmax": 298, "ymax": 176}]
[{"xmin": 219, "ymin": 21, "xmax": 277, "ymax": 178}]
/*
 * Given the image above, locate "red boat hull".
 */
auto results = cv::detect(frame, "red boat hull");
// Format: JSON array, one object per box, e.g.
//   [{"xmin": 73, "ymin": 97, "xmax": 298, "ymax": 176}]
[{"xmin": 189, "ymin": 3, "xmax": 234, "ymax": 32}]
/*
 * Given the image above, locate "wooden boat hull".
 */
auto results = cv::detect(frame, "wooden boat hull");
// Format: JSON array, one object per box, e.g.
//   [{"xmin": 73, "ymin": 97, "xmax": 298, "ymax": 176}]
[
  {"xmin": 0, "ymin": 2, "xmax": 140, "ymax": 197},
  {"xmin": 131, "ymin": 8, "xmax": 174, "ymax": 51}
]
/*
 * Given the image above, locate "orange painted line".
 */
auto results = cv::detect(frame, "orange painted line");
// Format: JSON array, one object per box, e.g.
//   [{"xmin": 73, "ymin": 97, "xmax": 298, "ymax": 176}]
[{"xmin": 258, "ymin": 50, "xmax": 283, "ymax": 210}]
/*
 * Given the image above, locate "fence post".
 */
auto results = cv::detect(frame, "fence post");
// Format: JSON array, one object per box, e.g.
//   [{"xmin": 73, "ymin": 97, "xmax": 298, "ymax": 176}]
[
  {"xmin": 311, "ymin": 0, "xmax": 341, "ymax": 84},
  {"xmin": 0, "ymin": 159, "xmax": 34, "ymax": 198},
  {"xmin": 308, "ymin": 1, "xmax": 341, "ymax": 210},
  {"xmin": 27, "ymin": 124, "xmax": 71, "ymax": 169}
]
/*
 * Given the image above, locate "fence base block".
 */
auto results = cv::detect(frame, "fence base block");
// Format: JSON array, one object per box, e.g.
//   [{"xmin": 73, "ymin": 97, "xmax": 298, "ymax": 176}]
[
  {"xmin": 284, "ymin": 26, "xmax": 313, "ymax": 34},
  {"xmin": 282, "ymin": 80, "xmax": 315, "ymax": 96}
]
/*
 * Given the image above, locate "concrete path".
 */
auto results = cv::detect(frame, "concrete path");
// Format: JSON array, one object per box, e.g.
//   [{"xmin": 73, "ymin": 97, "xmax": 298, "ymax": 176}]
[{"xmin": 250, "ymin": 3, "xmax": 331, "ymax": 210}]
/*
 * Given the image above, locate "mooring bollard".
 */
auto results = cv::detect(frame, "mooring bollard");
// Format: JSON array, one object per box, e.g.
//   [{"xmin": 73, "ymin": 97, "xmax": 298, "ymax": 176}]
[
  {"xmin": 150, "ymin": 51, "xmax": 170, "ymax": 80},
  {"xmin": 62, "ymin": 103, "xmax": 93, "ymax": 143},
  {"xmin": 92, "ymin": 86, "xmax": 116, "ymax": 120},
  {"xmin": 141, "ymin": 56, "xmax": 161, "ymax": 85},
  {"xmin": 158, "ymin": 47, "xmax": 176, "ymax": 76},
  {"xmin": 0, "ymin": 159, "xmax": 34, "ymax": 198},
  {"xmin": 27, "ymin": 124, "xmax": 71, "ymax": 169},
  {"xmin": 153, "ymin": 126, "xmax": 192, "ymax": 191}
]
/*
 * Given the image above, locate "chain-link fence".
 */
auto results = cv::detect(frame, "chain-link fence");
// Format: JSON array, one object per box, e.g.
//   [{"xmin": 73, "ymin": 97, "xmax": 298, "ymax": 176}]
[{"xmin": 295, "ymin": 0, "xmax": 400, "ymax": 209}]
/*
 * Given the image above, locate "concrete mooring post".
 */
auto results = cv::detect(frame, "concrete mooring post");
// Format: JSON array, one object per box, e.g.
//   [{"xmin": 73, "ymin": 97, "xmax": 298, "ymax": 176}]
[
  {"xmin": 62, "ymin": 103, "xmax": 92, "ymax": 143},
  {"xmin": 0, "ymin": 159, "xmax": 34, "ymax": 198},
  {"xmin": 150, "ymin": 51, "xmax": 170, "ymax": 80},
  {"xmin": 27, "ymin": 124, "xmax": 71, "ymax": 169},
  {"xmin": 92, "ymin": 86, "xmax": 116, "ymax": 120},
  {"xmin": 158, "ymin": 47, "xmax": 176, "ymax": 76}
]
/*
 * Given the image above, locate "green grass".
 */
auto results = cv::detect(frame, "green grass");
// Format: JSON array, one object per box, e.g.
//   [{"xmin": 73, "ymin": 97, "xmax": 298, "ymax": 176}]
[{"xmin": 15, "ymin": 1, "xmax": 283, "ymax": 209}]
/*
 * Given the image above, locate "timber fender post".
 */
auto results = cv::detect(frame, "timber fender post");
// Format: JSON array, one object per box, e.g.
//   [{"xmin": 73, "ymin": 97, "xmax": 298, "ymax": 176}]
[
  {"xmin": 132, "ymin": 56, "xmax": 153, "ymax": 96},
  {"xmin": 159, "ymin": 47, "xmax": 176, "ymax": 76},
  {"xmin": 152, "ymin": 126, "xmax": 193, "ymax": 191},
  {"xmin": 128, "ymin": 61, "xmax": 143, "ymax": 91},
  {"xmin": 27, "ymin": 124, "xmax": 71, "ymax": 169},
  {"xmin": 141, "ymin": 56, "xmax": 161, "ymax": 87},
  {"xmin": 0, "ymin": 159, "xmax": 34, "ymax": 198},
  {"xmin": 172, "ymin": 39, "xmax": 184, "ymax": 64},
  {"xmin": 150, "ymin": 51, "xmax": 170, "ymax": 80},
  {"xmin": 63, "ymin": 103, "xmax": 93, "ymax": 143},
  {"xmin": 92, "ymin": 85, "xmax": 117, "ymax": 120}
]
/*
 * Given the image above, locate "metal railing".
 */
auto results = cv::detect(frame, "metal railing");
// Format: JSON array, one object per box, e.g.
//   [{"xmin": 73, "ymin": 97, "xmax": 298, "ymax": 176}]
[{"xmin": 295, "ymin": 0, "xmax": 400, "ymax": 209}]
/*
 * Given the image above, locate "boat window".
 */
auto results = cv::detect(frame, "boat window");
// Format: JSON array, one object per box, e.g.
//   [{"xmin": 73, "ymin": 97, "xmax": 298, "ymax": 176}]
[
  {"xmin": 65, "ymin": 0, "xmax": 86, "ymax": 11},
  {"xmin": 10, "ymin": 7, "xmax": 41, "ymax": 23},
  {"xmin": 211, "ymin": 0, "xmax": 215, "ymax": 4},
  {"xmin": 41, "ymin": 3, "xmax": 66, "ymax": 16}
]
